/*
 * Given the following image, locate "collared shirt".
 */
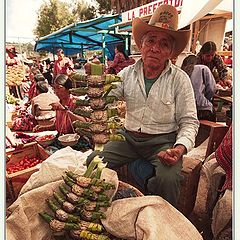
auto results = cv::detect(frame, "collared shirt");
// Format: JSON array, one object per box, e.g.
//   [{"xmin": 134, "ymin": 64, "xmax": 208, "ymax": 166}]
[
  {"xmin": 110, "ymin": 59, "xmax": 199, "ymax": 152},
  {"xmin": 190, "ymin": 65, "xmax": 216, "ymax": 111}
]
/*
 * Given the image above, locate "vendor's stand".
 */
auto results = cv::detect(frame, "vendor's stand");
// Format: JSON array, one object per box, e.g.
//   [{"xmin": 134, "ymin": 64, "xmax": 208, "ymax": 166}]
[
  {"xmin": 6, "ymin": 142, "xmax": 50, "ymax": 201},
  {"xmin": 6, "ymin": 147, "xmax": 203, "ymax": 240}
]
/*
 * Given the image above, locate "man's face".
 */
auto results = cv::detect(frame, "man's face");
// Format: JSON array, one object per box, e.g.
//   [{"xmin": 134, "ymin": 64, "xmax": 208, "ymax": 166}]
[{"xmin": 140, "ymin": 31, "xmax": 174, "ymax": 70}]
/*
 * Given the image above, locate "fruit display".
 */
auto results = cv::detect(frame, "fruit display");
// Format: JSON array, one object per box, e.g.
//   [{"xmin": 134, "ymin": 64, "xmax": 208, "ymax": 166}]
[
  {"xmin": 7, "ymin": 156, "xmax": 43, "ymax": 174},
  {"xmin": 39, "ymin": 156, "xmax": 123, "ymax": 240},
  {"xmin": 37, "ymin": 134, "xmax": 56, "ymax": 142},
  {"xmin": 6, "ymin": 64, "xmax": 24, "ymax": 86},
  {"xmin": 70, "ymin": 74, "xmax": 125, "ymax": 146}
]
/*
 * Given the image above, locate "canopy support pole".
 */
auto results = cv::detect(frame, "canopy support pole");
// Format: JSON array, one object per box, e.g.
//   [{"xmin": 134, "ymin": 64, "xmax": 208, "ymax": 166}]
[{"xmin": 102, "ymin": 33, "xmax": 106, "ymax": 64}]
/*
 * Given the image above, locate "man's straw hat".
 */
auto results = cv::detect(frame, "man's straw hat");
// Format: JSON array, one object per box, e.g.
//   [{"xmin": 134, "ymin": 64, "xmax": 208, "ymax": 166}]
[{"xmin": 132, "ymin": 4, "xmax": 191, "ymax": 58}]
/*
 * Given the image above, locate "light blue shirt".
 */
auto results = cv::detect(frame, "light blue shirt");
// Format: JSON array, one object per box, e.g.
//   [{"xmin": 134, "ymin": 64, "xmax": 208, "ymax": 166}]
[
  {"xmin": 110, "ymin": 59, "xmax": 199, "ymax": 152},
  {"xmin": 190, "ymin": 65, "xmax": 217, "ymax": 111}
]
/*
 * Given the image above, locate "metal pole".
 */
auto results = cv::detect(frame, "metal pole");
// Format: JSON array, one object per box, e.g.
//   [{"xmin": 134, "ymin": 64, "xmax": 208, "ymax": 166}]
[{"xmin": 102, "ymin": 33, "xmax": 106, "ymax": 64}]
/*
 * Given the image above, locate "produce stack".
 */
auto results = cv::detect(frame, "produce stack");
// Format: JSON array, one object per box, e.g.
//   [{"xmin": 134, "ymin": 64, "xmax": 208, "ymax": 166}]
[
  {"xmin": 70, "ymin": 73, "xmax": 125, "ymax": 148},
  {"xmin": 39, "ymin": 157, "xmax": 121, "ymax": 240},
  {"xmin": 6, "ymin": 64, "xmax": 24, "ymax": 86}
]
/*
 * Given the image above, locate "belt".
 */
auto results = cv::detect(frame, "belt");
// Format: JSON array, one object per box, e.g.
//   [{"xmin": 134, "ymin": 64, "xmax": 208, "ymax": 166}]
[{"xmin": 126, "ymin": 130, "xmax": 157, "ymax": 138}]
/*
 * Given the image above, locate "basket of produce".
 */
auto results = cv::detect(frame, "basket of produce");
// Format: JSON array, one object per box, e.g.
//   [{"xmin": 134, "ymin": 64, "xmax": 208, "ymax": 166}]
[
  {"xmin": 58, "ymin": 134, "xmax": 80, "ymax": 147},
  {"xmin": 36, "ymin": 134, "xmax": 56, "ymax": 147},
  {"xmin": 6, "ymin": 142, "xmax": 50, "ymax": 201}
]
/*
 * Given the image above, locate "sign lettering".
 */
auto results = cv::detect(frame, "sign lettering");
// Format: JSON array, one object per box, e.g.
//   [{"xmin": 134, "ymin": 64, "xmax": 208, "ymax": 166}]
[{"xmin": 122, "ymin": 0, "xmax": 183, "ymax": 23}]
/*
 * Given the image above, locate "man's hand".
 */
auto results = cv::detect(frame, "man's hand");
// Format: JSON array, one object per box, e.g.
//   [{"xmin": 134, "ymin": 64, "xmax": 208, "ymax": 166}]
[{"xmin": 157, "ymin": 145, "xmax": 186, "ymax": 166}]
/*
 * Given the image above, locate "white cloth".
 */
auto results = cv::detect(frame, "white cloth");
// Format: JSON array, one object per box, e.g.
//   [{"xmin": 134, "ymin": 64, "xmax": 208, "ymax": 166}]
[
  {"xmin": 110, "ymin": 59, "xmax": 199, "ymax": 152},
  {"xmin": 20, "ymin": 147, "xmax": 92, "ymax": 195}
]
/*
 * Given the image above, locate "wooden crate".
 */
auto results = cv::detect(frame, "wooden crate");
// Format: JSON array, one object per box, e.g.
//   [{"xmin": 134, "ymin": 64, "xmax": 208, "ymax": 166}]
[{"xmin": 6, "ymin": 142, "xmax": 50, "ymax": 201}]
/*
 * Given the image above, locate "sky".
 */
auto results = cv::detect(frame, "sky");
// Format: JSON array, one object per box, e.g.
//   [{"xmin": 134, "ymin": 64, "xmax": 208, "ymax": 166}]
[{"xmin": 6, "ymin": 0, "xmax": 80, "ymax": 44}]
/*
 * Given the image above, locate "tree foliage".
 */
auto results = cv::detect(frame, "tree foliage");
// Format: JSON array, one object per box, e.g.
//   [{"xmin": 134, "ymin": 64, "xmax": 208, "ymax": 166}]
[
  {"xmin": 95, "ymin": 0, "xmax": 111, "ymax": 14},
  {"xmin": 34, "ymin": 0, "xmax": 96, "ymax": 38},
  {"xmin": 71, "ymin": 0, "xmax": 96, "ymax": 21}
]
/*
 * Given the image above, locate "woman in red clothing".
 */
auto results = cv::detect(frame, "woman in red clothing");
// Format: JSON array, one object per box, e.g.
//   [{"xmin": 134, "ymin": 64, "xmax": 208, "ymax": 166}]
[
  {"xmin": 33, "ymin": 74, "xmax": 87, "ymax": 134},
  {"xmin": 107, "ymin": 44, "xmax": 135, "ymax": 74},
  {"xmin": 53, "ymin": 49, "xmax": 74, "ymax": 79}
]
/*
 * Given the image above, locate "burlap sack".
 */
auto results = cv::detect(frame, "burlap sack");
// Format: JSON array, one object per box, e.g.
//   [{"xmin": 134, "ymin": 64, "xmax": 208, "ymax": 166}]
[
  {"xmin": 102, "ymin": 196, "xmax": 203, "ymax": 240},
  {"xmin": 211, "ymin": 189, "xmax": 232, "ymax": 238},
  {"xmin": 20, "ymin": 147, "xmax": 92, "ymax": 195},
  {"xmin": 7, "ymin": 168, "xmax": 118, "ymax": 240}
]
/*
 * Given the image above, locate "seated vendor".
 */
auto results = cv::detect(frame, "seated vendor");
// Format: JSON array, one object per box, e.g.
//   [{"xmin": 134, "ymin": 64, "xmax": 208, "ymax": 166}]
[
  {"xmin": 33, "ymin": 74, "xmax": 87, "ymax": 134},
  {"xmin": 31, "ymin": 80, "xmax": 59, "ymax": 126}
]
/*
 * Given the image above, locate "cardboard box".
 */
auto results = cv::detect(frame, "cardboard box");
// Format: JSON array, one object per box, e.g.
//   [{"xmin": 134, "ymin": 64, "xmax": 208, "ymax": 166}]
[{"xmin": 6, "ymin": 142, "xmax": 50, "ymax": 201}]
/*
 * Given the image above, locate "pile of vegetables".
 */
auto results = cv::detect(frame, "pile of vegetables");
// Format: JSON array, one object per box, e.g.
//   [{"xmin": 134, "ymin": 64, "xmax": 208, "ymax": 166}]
[
  {"xmin": 39, "ymin": 156, "xmax": 123, "ymax": 240},
  {"xmin": 7, "ymin": 156, "xmax": 43, "ymax": 174},
  {"xmin": 37, "ymin": 134, "xmax": 55, "ymax": 142},
  {"xmin": 6, "ymin": 64, "xmax": 24, "ymax": 86},
  {"xmin": 70, "ymin": 74, "xmax": 125, "ymax": 145},
  {"xmin": 6, "ymin": 93, "xmax": 21, "ymax": 105}
]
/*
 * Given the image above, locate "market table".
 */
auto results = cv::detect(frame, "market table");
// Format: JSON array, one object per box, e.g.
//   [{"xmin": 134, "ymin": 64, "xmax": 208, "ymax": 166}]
[{"xmin": 214, "ymin": 94, "xmax": 232, "ymax": 112}]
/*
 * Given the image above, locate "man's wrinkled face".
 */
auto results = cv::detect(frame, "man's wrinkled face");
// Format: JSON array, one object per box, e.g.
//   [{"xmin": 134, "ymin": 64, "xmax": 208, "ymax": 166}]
[{"xmin": 140, "ymin": 31, "xmax": 174, "ymax": 70}]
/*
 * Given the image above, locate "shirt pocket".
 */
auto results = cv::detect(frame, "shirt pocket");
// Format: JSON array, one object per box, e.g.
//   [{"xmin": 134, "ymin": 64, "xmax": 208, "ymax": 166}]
[{"xmin": 152, "ymin": 96, "xmax": 175, "ymax": 124}]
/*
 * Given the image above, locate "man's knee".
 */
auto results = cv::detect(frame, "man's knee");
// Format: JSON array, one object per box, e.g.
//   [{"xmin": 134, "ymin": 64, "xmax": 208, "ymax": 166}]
[{"xmin": 156, "ymin": 170, "xmax": 182, "ymax": 187}]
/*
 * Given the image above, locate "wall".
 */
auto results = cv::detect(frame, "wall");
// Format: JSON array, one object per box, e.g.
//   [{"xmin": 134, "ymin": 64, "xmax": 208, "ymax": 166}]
[{"xmin": 199, "ymin": 18, "xmax": 227, "ymax": 51}]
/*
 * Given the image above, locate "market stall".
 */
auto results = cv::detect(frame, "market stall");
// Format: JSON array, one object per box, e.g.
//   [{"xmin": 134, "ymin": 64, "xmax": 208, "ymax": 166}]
[{"xmin": 34, "ymin": 14, "xmax": 131, "ymax": 62}]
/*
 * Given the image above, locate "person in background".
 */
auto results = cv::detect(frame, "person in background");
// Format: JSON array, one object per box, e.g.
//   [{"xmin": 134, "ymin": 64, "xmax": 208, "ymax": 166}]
[
  {"xmin": 107, "ymin": 44, "xmax": 135, "ymax": 74},
  {"xmin": 6, "ymin": 46, "xmax": 20, "ymax": 66},
  {"xmin": 181, "ymin": 54, "xmax": 217, "ymax": 121},
  {"xmin": 87, "ymin": 4, "xmax": 199, "ymax": 207},
  {"xmin": 53, "ymin": 49, "xmax": 74, "ymax": 79},
  {"xmin": 28, "ymin": 72, "xmax": 45, "ymax": 102},
  {"xmin": 196, "ymin": 41, "xmax": 230, "ymax": 87},
  {"xmin": 33, "ymin": 74, "xmax": 87, "ymax": 134},
  {"xmin": 31, "ymin": 80, "xmax": 59, "ymax": 127},
  {"xmin": 42, "ymin": 58, "xmax": 54, "ymax": 85}
]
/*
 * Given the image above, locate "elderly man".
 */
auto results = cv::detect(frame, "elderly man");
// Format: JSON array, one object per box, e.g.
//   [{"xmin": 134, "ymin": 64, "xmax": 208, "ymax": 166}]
[{"xmin": 87, "ymin": 4, "xmax": 199, "ymax": 207}]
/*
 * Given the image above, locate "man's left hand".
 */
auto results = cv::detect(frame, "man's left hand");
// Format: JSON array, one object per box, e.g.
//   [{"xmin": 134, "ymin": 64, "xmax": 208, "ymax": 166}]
[{"xmin": 157, "ymin": 145, "xmax": 186, "ymax": 166}]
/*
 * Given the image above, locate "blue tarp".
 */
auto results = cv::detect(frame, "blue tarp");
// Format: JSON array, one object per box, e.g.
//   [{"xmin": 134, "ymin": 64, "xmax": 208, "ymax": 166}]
[{"xmin": 34, "ymin": 14, "xmax": 130, "ymax": 60}]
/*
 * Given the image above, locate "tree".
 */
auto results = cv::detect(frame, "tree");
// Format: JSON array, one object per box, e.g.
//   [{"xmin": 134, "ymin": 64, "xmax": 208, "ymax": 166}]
[
  {"xmin": 34, "ymin": 0, "xmax": 75, "ymax": 38},
  {"xmin": 95, "ymin": 0, "xmax": 112, "ymax": 14},
  {"xmin": 71, "ymin": 0, "xmax": 96, "ymax": 21},
  {"xmin": 34, "ymin": 0, "xmax": 98, "ymax": 38}
]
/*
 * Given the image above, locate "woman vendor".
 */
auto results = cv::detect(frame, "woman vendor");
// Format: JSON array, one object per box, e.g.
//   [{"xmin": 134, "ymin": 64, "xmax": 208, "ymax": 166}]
[
  {"xmin": 197, "ymin": 41, "xmax": 231, "ymax": 87},
  {"xmin": 31, "ymin": 80, "xmax": 59, "ymax": 126},
  {"xmin": 107, "ymin": 44, "xmax": 135, "ymax": 74},
  {"xmin": 33, "ymin": 74, "xmax": 87, "ymax": 134}
]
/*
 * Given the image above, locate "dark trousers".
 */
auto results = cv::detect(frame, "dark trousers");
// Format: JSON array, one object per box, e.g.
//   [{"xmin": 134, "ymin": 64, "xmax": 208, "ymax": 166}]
[{"xmin": 86, "ymin": 129, "xmax": 183, "ymax": 207}]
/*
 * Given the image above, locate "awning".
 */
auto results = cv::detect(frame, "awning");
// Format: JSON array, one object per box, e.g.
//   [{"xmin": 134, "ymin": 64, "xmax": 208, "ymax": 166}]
[
  {"xmin": 34, "ymin": 14, "xmax": 130, "ymax": 59},
  {"xmin": 179, "ymin": 0, "xmax": 232, "ymax": 28}
]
